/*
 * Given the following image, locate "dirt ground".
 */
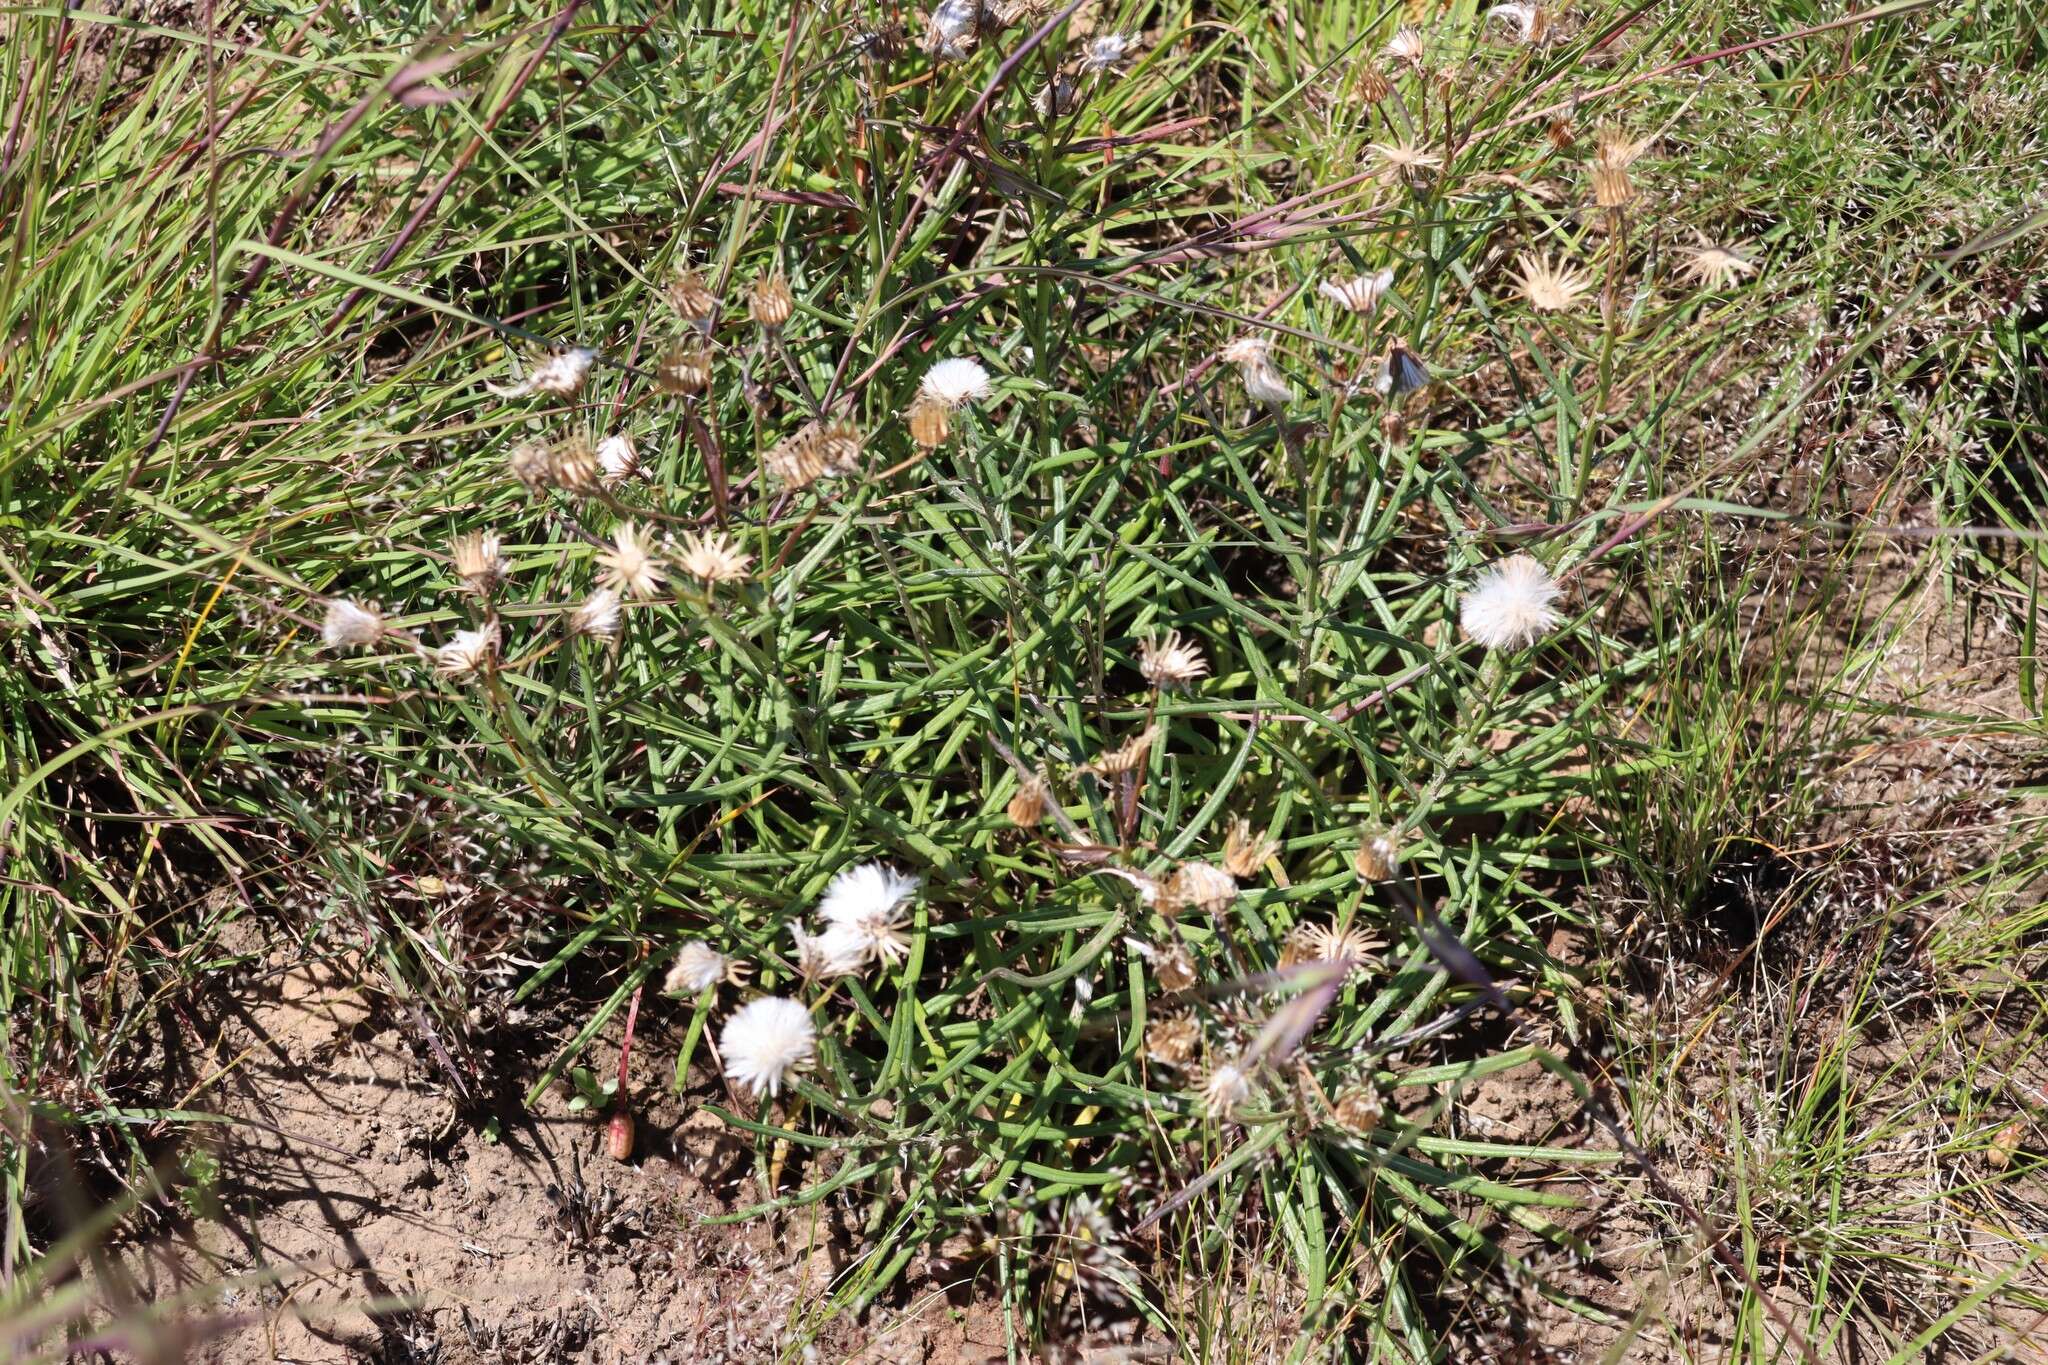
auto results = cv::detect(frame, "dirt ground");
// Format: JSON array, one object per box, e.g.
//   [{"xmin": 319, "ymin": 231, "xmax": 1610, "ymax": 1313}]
[{"xmin": 96, "ymin": 936, "xmax": 1007, "ymax": 1364}]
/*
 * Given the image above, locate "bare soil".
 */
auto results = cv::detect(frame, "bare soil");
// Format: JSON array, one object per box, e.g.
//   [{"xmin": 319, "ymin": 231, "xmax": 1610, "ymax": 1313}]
[{"xmin": 97, "ymin": 933, "xmax": 1006, "ymax": 1364}]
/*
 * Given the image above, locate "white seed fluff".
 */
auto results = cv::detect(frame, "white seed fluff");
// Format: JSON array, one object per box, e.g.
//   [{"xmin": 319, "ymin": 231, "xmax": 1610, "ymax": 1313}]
[
  {"xmin": 1459, "ymin": 554, "xmax": 1562, "ymax": 650},
  {"xmin": 1202, "ymin": 1062, "xmax": 1252, "ymax": 1118},
  {"xmin": 919, "ymin": 357, "xmax": 992, "ymax": 408},
  {"xmin": 816, "ymin": 862, "xmax": 921, "ymax": 970},
  {"xmin": 489, "ymin": 347, "xmax": 596, "ymax": 398},
  {"xmin": 664, "ymin": 940, "xmax": 729, "ymax": 995},
  {"xmin": 596, "ymin": 432, "xmax": 641, "ymax": 484},
  {"xmin": 720, "ymin": 996, "xmax": 816, "ymax": 1099},
  {"xmin": 434, "ymin": 625, "xmax": 498, "ymax": 677},
  {"xmin": 321, "ymin": 599, "xmax": 383, "ymax": 650}
]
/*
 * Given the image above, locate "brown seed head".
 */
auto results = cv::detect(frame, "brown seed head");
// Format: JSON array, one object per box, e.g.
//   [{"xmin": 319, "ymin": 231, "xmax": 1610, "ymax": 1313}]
[
  {"xmin": 907, "ymin": 392, "xmax": 952, "ymax": 448},
  {"xmin": 1353, "ymin": 830, "xmax": 1400, "ymax": 882},
  {"xmin": 1333, "ymin": 1087, "xmax": 1382, "ymax": 1133},
  {"xmin": 1086, "ymin": 723, "xmax": 1159, "ymax": 777},
  {"xmin": 451, "ymin": 531, "xmax": 508, "ymax": 594},
  {"xmin": 748, "ymin": 270, "xmax": 794, "ymax": 329},
  {"xmin": 548, "ymin": 436, "xmax": 603, "ymax": 495},
  {"xmin": 509, "ymin": 438, "xmax": 554, "ymax": 489},
  {"xmin": 1145, "ymin": 1014, "xmax": 1200, "ymax": 1068},
  {"xmin": 1006, "ymin": 772, "xmax": 1050, "ymax": 828},
  {"xmin": 1161, "ymin": 862, "xmax": 1237, "ymax": 918},
  {"xmin": 1356, "ymin": 62, "xmax": 1392, "ymax": 103},
  {"xmin": 668, "ymin": 269, "xmax": 719, "ymax": 327},
  {"xmin": 1153, "ymin": 941, "xmax": 1198, "ymax": 993},
  {"xmin": 656, "ymin": 336, "xmax": 713, "ymax": 396},
  {"xmin": 1221, "ymin": 816, "xmax": 1279, "ymax": 880}
]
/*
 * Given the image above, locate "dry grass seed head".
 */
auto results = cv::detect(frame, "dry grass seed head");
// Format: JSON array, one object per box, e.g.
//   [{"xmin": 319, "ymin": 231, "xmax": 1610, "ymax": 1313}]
[
  {"xmin": 1146, "ymin": 1014, "xmax": 1200, "ymax": 1069},
  {"xmin": 667, "ymin": 268, "xmax": 719, "ymax": 327}
]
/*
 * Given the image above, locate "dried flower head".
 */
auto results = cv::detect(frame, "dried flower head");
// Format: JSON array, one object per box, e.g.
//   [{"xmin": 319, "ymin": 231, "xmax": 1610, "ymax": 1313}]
[
  {"xmin": 747, "ymin": 270, "xmax": 794, "ymax": 329},
  {"xmin": 1033, "ymin": 74, "xmax": 1080, "ymax": 117},
  {"xmin": 906, "ymin": 393, "xmax": 952, "ymax": 449},
  {"xmin": 676, "ymin": 529, "xmax": 752, "ymax": 587},
  {"xmin": 787, "ymin": 923, "xmax": 839, "ymax": 984},
  {"xmin": 1078, "ymin": 33, "xmax": 1135, "ymax": 75},
  {"xmin": 435, "ymin": 624, "xmax": 498, "ymax": 679},
  {"xmin": 664, "ymin": 940, "xmax": 747, "ymax": 995},
  {"xmin": 655, "ymin": 335, "xmax": 713, "ymax": 396},
  {"xmin": 597, "ymin": 432, "xmax": 642, "ymax": 485},
  {"xmin": 546, "ymin": 436, "xmax": 603, "ymax": 494},
  {"xmin": 1161, "ymin": 862, "xmax": 1237, "ymax": 918},
  {"xmin": 488, "ymin": 347, "xmax": 595, "ymax": 399},
  {"xmin": 816, "ymin": 862, "xmax": 922, "ymax": 972},
  {"xmin": 1680, "ymin": 243, "xmax": 1759, "ymax": 291},
  {"xmin": 766, "ymin": 421, "xmax": 863, "ymax": 490},
  {"xmin": 508, "ymin": 437, "xmax": 554, "ymax": 489},
  {"xmin": 1201, "ymin": 1060, "xmax": 1252, "ymax": 1118},
  {"xmin": 920, "ymin": 356, "xmax": 993, "ymax": 408},
  {"xmin": 1221, "ymin": 816, "xmax": 1279, "ymax": 880},
  {"xmin": 1369, "ymin": 140, "xmax": 1443, "ymax": 185},
  {"xmin": 1220, "ymin": 336, "xmax": 1295, "ymax": 406},
  {"xmin": 1279, "ymin": 922, "xmax": 1320, "ymax": 969},
  {"xmin": 1318, "ymin": 268, "xmax": 1396, "ymax": 315},
  {"xmin": 450, "ymin": 531, "xmax": 509, "ymax": 594},
  {"xmin": 1086, "ymin": 723, "xmax": 1160, "ymax": 777},
  {"xmin": 1006, "ymin": 772, "xmax": 1051, "ymax": 828},
  {"xmin": 1376, "ymin": 342, "xmax": 1430, "ymax": 397},
  {"xmin": 321, "ymin": 598, "xmax": 383, "ymax": 650},
  {"xmin": 1486, "ymin": 2, "xmax": 1552, "ymax": 44},
  {"xmin": 988, "ymin": 0, "xmax": 1051, "ymax": 22},
  {"xmin": 1146, "ymin": 1015, "xmax": 1200, "ymax": 1069},
  {"xmin": 1356, "ymin": 61, "xmax": 1393, "ymax": 103},
  {"xmin": 923, "ymin": 0, "xmax": 979, "ymax": 61},
  {"xmin": 597, "ymin": 521, "xmax": 666, "ymax": 600},
  {"xmin": 1137, "ymin": 629, "xmax": 1209, "ymax": 689},
  {"xmin": 720, "ymin": 996, "xmax": 815, "ymax": 1099},
  {"xmin": 1384, "ymin": 26, "xmax": 1426, "ymax": 64},
  {"xmin": 569, "ymin": 588, "xmax": 623, "ymax": 639},
  {"xmin": 1150, "ymin": 940, "xmax": 1198, "ymax": 993},
  {"xmin": 1304, "ymin": 920, "xmax": 1384, "ymax": 978},
  {"xmin": 1591, "ymin": 126, "xmax": 1649, "ymax": 209},
  {"xmin": 1511, "ymin": 251, "xmax": 1594, "ymax": 312},
  {"xmin": 1460, "ymin": 552, "xmax": 1561, "ymax": 650},
  {"xmin": 1352, "ymin": 829, "xmax": 1401, "ymax": 882},
  {"xmin": 668, "ymin": 269, "xmax": 719, "ymax": 329},
  {"xmin": 1333, "ymin": 1086, "xmax": 1383, "ymax": 1132}
]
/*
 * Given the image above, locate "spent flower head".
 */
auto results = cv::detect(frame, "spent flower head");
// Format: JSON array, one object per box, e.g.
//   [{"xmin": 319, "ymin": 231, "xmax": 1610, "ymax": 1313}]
[
  {"xmin": 676, "ymin": 530, "xmax": 752, "ymax": 587},
  {"xmin": 1137, "ymin": 629, "xmax": 1209, "ymax": 689},
  {"xmin": 488, "ymin": 347, "xmax": 595, "ymax": 399},
  {"xmin": 597, "ymin": 521, "xmax": 665, "ymax": 600},
  {"xmin": 321, "ymin": 599, "xmax": 383, "ymax": 651},
  {"xmin": 1511, "ymin": 251, "xmax": 1595, "ymax": 312}
]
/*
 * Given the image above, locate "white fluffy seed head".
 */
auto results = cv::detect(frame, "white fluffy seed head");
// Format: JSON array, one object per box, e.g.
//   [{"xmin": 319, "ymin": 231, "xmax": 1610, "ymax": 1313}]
[
  {"xmin": 1318, "ymin": 268, "xmax": 1396, "ymax": 315},
  {"xmin": 597, "ymin": 432, "xmax": 641, "ymax": 484},
  {"xmin": 321, "ymin": 599, "xmax": 383, "ymax": 650},
  {"xmin": 664, "ymin": 940, "xmax": 729, "ymax": 995},
  {"xmin": 434, "ymin": 624, "xmax": 498, "ymax": 678},
  {"xmin": 1459, "ymin": 553, "xmax": 1562, "ymax": 650},
  {"xmin": 1201, "ymin": 1061, "xmax": 1251, "ymax": 1118},
  {"xmin": 490, "ymin": 347, "xmax": 596, "ymax": 399},
  {"xmin": 815, "ymin": 863, "xmax": 921, "ymax": 972},
  {"xmin": 720, "ymin": 996, "xmax": 816, "ymax": 1099},
  {"xmin": 1079, "ymin": 33, "xmax": 1135, "ymax": 74},
  {"xmin": 569, "ymin": 588, "xmax": 622, "ymax": 639},
  {"xmin": 919, "ymin": 357, "xmax": 992, "ymax": 408}
]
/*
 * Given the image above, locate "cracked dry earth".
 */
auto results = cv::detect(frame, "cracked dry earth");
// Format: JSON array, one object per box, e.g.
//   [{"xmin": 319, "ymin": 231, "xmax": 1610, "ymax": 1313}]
[{"xmin": 108, "ymin": 937, "xmax": 1003, "ymax": 1364}]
